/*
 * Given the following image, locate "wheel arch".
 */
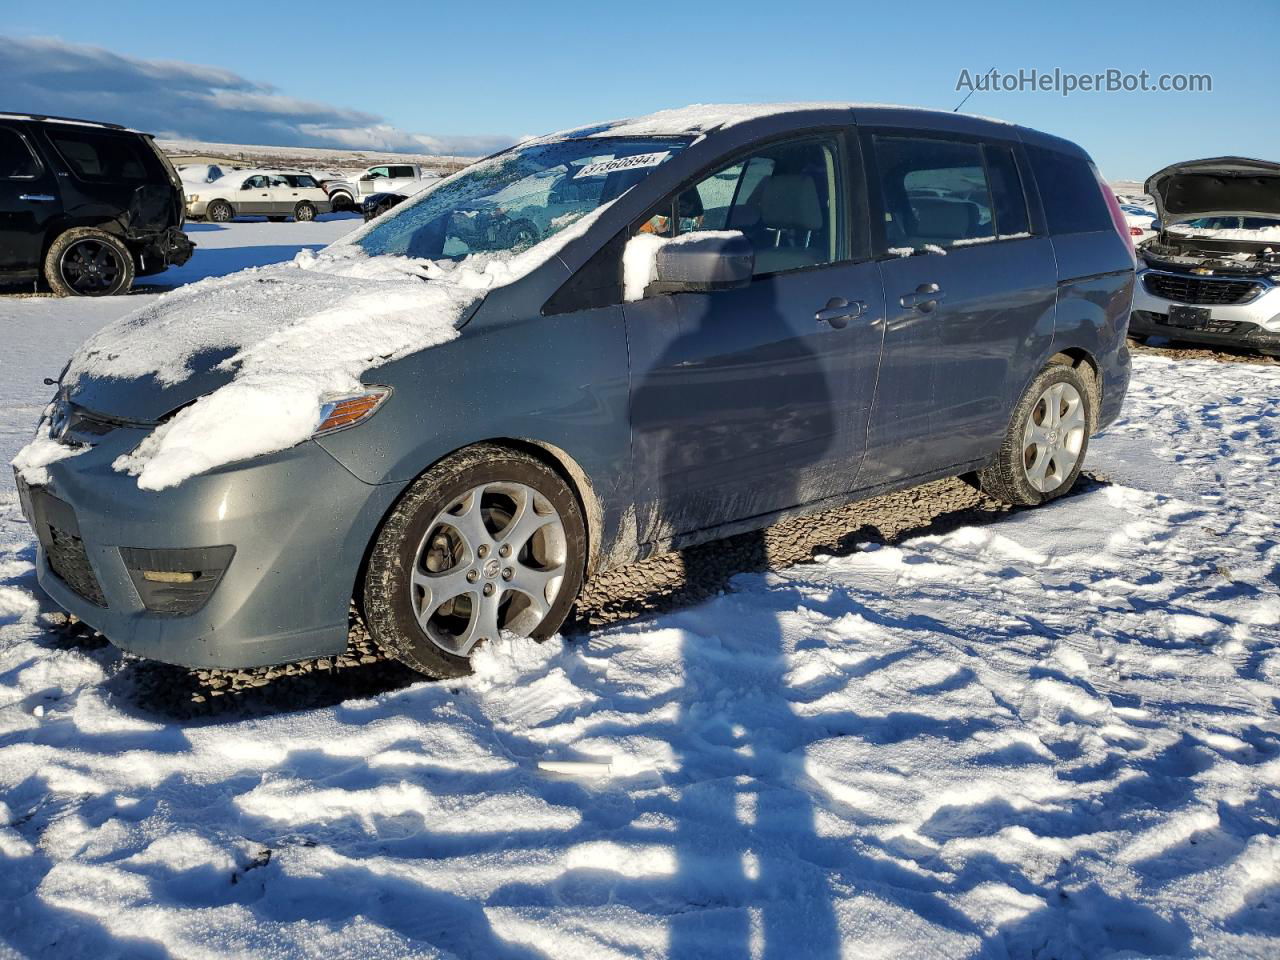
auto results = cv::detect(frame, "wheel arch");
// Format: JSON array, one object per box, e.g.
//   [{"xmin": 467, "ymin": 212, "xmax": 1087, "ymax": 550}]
[
  {"xmin": 1046, "ymin": 347, "xmax": 1101, "ymax": 416},
  {"xmin": 350, "ymin": 435, "xmax": 606, "ymax": 619}
]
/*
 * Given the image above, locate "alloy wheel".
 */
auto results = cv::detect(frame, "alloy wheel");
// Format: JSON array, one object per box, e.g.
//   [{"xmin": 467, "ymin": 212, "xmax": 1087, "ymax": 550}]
[
  {"xmin": 1021, "ymin": 381, "xmax": 1086, "ymax": 493},
  {"xmin": 59, "ymin": 239, "xmax": 124, "ymax": 294},
  {"xmin": 409, "ymin": 482, "xmax": 567, "ymax": 656}
]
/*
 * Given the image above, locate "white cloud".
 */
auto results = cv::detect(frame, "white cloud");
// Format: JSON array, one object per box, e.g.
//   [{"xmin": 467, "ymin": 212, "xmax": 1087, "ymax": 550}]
[{"xmin": 0, "ymin": 35, "xmax": 513, "ymax": 156}]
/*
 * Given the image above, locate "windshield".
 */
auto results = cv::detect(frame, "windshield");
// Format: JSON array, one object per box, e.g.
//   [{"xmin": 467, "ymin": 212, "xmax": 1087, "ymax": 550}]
[{"xmin": 356, "ymin": 137, "xmax": 690, "ymax": 261}]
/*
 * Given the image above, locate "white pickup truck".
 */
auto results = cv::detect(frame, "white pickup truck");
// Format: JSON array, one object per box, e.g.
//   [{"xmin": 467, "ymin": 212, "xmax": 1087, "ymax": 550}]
[{"xmin": 321, "ymin": 163, "xmax": 439, "ymax": 211}]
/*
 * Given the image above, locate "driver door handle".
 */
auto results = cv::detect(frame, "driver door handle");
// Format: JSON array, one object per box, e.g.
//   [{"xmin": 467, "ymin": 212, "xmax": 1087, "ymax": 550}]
[
  {"xmin": 815, "ymin": 297, "xmax": 867, "ymax": 329},
  {"xmin": 900, "ymin": 282, "xmax": 946, "ymax": 312}
]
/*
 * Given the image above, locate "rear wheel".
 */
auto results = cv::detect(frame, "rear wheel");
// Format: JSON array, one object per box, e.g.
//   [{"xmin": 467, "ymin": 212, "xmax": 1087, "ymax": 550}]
[
  {"xmin": 362, "ymin": 445, "xmax": 587, "ymax": 678},
  {"xmin": 207, "ymin": 200, "xmax": 233, "ymax": 223},
  {"xmin": 44, "ymin": 228, "xmax": 135, "ymax": 297},
  {"xmin": 977, "ymin": 363, "xmax": 1094, "ymax": 506},
  {"xmin": 294, "ymin": 201, "xmax": 317, "ymax": 222}
]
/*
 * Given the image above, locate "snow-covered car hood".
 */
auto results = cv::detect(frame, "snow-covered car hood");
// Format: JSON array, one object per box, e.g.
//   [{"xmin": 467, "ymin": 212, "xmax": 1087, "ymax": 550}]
[
  {"xmin": 49, "ymin": 249, "xmax": 513, "ymax": 490},
  {"xmin": 66, "ymin": 250, "xmax": 482, "ymax": 423},
  {"xmin": 1144, "ymin": 156, "xmax": 1280, "ymax": 222}
]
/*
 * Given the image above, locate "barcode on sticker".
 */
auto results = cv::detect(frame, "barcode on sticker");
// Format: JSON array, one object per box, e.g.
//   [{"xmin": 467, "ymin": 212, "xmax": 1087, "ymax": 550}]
[{"xmin": 574, "ymin": 151, "xmax": 671, "ymax": 179}]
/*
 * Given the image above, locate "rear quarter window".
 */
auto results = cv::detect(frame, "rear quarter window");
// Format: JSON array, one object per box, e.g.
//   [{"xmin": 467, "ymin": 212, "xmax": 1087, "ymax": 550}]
[
  {"xmin": 0, "ymin": 127, "xmax": 40, "ymax": 179},
  {"xmin": 45, "ymin": 127, "xmax": 157, "ymax": 183},
  {"xmin": 1026, "ymin": 145, "xmax": 1111, "ymax": 234}
]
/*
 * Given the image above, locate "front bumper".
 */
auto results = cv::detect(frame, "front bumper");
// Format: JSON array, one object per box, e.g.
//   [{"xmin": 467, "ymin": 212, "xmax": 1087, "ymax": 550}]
[
  {"xmin": 1131, "ymin": 268, "xmax": 1280, "ymax": 353},
  {"xmin": 16, "ymin": 426, "xmax": 402, "ymax": 669}
]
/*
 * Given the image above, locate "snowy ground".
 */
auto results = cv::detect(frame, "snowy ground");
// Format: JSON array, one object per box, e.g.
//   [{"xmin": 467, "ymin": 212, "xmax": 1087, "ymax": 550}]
[{"xmin": 1, "ymin": 221, "xmax": 1278, "ymax": 958}]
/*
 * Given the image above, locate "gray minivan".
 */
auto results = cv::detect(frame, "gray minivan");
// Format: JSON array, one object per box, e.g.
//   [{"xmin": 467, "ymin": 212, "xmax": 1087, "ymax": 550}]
[{"xmin": 16, "ymin": 104, "xmax": 1135, "ymax": 679}]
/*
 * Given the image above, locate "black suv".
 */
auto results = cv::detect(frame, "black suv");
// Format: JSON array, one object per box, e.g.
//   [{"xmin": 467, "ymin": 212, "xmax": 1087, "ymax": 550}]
[{"xmin": 0, "ymin": 113, "xmax": 194, "ymax": 296}]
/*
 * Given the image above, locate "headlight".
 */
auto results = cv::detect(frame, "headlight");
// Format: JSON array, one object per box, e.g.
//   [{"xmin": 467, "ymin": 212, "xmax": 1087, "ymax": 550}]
[
  {"xmin": 313, "ymin": 386, "xmax": 391, "ymax": 437},
  {"xmin": 187, "ymin": 194, "xmax": 199, "ymax": 203}
]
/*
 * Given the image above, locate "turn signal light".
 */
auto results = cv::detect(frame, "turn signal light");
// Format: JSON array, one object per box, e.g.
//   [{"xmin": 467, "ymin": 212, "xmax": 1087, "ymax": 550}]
[{"xmin": 314, "ymin": 387, "xmax": 391, "ymax": 437}]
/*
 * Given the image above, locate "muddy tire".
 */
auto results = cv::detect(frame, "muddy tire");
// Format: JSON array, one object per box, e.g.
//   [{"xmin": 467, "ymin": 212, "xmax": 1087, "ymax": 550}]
[
  {"xmin": 44, "ymin": 228, "xmax": 135, "ymax": 297},
  {"xmin": 207, "ymin": 200, "xmax": 233, "ymax": 223},
  {"xmin": 294, "ymin": 201, "xmax": 317, "ymax": 222},
  {"xmin": 977, "ymin": 362, "xmax": 1095, "ymax": 507},
  {"xmin": 362, "ymin": 444, "xmax": 587, "ymax": 678}
]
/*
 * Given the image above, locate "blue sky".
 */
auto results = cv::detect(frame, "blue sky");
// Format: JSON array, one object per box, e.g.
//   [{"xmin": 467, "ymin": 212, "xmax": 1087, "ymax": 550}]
[{"xmin": 3, "ymin": 0, "xmax": 1276, "ymax": 179}]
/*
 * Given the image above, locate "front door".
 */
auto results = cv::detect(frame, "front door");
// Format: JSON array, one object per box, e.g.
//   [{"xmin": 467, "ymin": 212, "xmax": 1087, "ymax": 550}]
[
  {"xmin": 239, "ymin": 175, "xmax": 272, "ymax": 214},
  {"xmin": 0, "ymin": 125, "xmax": 62, "ymax": 276},
  {"xmin": 625, "ymin": 133, "xmax": 886, "ymax": 545}
]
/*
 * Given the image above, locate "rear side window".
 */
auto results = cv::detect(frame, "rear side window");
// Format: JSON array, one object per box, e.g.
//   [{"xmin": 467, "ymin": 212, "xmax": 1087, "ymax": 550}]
[
  {"xmin": 0, "ymin": 127, "xmax": 39, "ymax": 179},
  {"xmin": 1026, "ymin": 145, "xmax": 1112, "ymax": 234},
  {"xmin": 285, "ymin": 174, "xmax": 318, "ymax": 188},
  {"xmin": 45, "ymin": 128, "xmax": 154, "ymax": 182},
  {"xmin": 983, "ymin": 145, "xmax": 1030, "ymax": 236},
  {"xmin": 873, "ymin": 136, "xmax": 994, "ymax": 247}
]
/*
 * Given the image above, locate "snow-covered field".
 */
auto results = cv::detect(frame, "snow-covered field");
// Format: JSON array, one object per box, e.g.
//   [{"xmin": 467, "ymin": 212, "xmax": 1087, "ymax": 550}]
[{"xmin": 1, "ymin": 220, "xmax": 1278, "ymax": 959}]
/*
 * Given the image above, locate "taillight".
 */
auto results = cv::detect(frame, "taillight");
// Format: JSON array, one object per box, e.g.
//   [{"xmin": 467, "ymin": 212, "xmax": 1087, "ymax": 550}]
[{"xmin": 1093, "ymin": 166, "xmax": 1136, "ymax": 261}]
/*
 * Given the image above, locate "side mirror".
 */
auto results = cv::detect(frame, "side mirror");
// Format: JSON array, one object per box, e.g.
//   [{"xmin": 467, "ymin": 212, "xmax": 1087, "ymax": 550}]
[{"xmin": 648, "ymin": 231, "xmax": 754, "ymax": 296}]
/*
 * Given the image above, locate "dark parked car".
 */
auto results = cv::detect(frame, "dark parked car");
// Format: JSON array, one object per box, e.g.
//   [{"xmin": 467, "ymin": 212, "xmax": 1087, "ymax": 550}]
[
  {"xmin": 17, "ymin": 104, "xmax": 1133, "ymax": 680},
  {"xmin": 361, "ymin": 190, "xmax": 409, "ymax": 221},
  {"xmin": 0, "ymin": 113, "xmax": 194, "ymax": 296}
]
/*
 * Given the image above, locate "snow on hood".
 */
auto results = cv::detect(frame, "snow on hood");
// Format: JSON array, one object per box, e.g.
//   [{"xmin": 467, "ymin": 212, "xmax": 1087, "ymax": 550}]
[
  {"xmin": 18, "ymin": 209, "xmax": 604, "ymax": 492},
  {"xmin": 1144, "ymin": 156, "xmax": 1280, "ymax": 222}
]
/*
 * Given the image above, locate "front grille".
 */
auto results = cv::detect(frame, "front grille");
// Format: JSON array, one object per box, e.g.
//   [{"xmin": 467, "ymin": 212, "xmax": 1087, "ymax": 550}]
[
  {"xmin": 46, "ymin": 526, "xmax": 107, "ymax": 607},
  {"xmin": 1143, "ymin": 273, "xmax": 1262, "ymax": 305}
]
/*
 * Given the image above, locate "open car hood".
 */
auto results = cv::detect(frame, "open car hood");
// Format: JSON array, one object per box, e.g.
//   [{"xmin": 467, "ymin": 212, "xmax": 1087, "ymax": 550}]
[{"xmin": 1145, "ymin": 157, "xmax": 1280, "ymax": 222}]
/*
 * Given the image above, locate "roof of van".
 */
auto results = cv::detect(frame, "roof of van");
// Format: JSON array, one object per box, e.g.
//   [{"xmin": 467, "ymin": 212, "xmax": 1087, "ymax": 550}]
[{"xmin": 537, "ymin": 102, "xmax": 1085, "ymax": 160}]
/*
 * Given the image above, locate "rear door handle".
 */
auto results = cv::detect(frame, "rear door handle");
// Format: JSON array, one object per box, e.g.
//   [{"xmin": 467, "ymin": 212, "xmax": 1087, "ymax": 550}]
[
  {"xmin": 815, "ymin": 297, "xmax": 867, "ymax": 329},
  {"xmin": 899, "ymin": 283, "xmax": 945, "ymax": 312},
  {"xmin": 19, "ymin": 194, "xmax": 55, "ymax": 202}
]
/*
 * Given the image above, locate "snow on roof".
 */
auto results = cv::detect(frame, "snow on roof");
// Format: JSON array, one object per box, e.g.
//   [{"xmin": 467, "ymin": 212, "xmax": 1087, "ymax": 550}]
[{"xmin": 536, "ymin": 101, "xmax": 1012, "ymax": 144}]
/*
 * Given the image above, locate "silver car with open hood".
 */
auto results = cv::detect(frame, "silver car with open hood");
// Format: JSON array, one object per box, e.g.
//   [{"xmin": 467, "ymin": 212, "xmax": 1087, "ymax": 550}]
[{"xmin": 1131, "ymin": 156, "xmax": 1280, "ymax": 354}]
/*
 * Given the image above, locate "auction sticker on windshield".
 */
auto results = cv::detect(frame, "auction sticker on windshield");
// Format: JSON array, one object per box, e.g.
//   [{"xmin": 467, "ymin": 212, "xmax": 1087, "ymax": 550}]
[{"xmin": 574, "ymin": 151, "xmax": 671, "ymax": 178}]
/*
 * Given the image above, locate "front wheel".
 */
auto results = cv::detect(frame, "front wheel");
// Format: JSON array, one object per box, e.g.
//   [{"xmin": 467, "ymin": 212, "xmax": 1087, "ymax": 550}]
[
  {"xmin": 362, "ymin": 445, "xmax": 587, "ymax": 678},
  {"xmin": 207, "ymin": 200, "xmax": 233, "ymax": 223},
  {"xmin": 44, "ymin": 228, "xmax": 135, "ymax": 297},
  {"xmin": 977, "ymin": 363, "xmax": 1094, "ymax": 506}
]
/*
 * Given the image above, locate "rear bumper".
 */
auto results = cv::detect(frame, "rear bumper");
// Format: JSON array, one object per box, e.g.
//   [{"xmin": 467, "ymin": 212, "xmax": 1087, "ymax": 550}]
[
  {"xmin": 16, "ymin": 427, "xmax": 402, "ymax": 669},
  {"xmin": 132, "ymin": 227, "xmax": 194, "ymax": 271}
]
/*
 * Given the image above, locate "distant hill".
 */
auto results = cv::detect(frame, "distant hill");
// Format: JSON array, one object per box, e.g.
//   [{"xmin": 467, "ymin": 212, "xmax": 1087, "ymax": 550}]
[{"xmin": 156, "ymin": 138, "xmax": 477, "ymax": 179}]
